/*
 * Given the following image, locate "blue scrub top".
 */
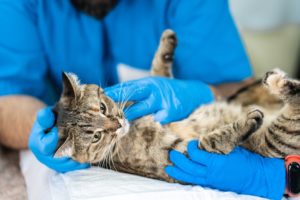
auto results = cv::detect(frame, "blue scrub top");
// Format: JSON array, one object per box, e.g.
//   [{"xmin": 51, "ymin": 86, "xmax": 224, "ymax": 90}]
[{"xmin": 0, "ymin": 0, "xmax": 252, "ymax": 104}]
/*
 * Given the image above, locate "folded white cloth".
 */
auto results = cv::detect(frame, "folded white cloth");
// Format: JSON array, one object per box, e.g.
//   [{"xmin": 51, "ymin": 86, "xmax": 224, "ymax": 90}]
[
  {"xmin": 20, "ymin": 150, "xmax": 266, "ymax": 200},
  {"xmin": 49, "ymin": 167, "xmax": 265, "ymax": 200}
]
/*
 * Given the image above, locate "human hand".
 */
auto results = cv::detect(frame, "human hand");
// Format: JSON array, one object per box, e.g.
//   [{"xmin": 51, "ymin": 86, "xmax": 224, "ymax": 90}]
[
  {"xmin": 165, "ymin": 140, "xmax": 285, "ymax": 200},
  {"xmin": 105, "ymin": 77, "xmax": 214, "ymax": 124},
  {"xmin": 28, "ymin": 107, "xmax": 90, "ymax": 173}
]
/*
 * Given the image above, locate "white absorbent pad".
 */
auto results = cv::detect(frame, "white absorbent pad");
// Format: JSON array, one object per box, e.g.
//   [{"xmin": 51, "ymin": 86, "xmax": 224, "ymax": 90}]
[
  {"xmin": 20, "ymin": 150, "xmax": 268, "ymax": 200},
  {"xmin": 49, "ymin": 167, "xmax": 266, "ymax": 200}
]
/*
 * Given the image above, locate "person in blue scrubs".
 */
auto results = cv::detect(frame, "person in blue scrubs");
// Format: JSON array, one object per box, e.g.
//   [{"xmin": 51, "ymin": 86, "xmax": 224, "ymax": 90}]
[{"xmin": 0, "ymin": 0, "xmax": 285, "ymax": 199}]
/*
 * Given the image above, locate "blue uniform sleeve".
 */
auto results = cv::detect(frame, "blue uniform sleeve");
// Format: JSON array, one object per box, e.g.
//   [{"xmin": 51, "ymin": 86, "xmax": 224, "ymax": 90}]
[
  {"xmin": 0, "ymin": 0, "xmax": 48, "ymax": 101},
  {"xmin": 167, "ymin": 0, "xmax": 252, "ymax": 85}
]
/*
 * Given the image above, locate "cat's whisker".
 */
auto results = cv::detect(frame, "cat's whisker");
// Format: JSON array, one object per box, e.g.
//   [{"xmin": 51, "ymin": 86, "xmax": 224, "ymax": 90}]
[
  {"xmin": 100, "ymin": 150, "xmax": 105, "ymax": 168},
  {"xmin": 119, "ymin": 92, "xmax": 128, "ymax": 111},
  {"xmin": 113, "ymin": 143, "xmax": 123, "ymax": 166},
  {"xmin": 111, "ymin": 139, "xmax": 120, "ymax": 171},
  {"xmin": 114, "ymin": 139, "xmax": 126, "ymax": 167},
  {"xmin": 107, "ymin": 144, "xmax": 115, "ymax": 169},
  {"xmin": 112, "ymin": 82, "xmax": 125, "ymax": 113},
  {"xmin": 99, "ymin": 138, "xmax": 116, "ymax": 171},
  {"xmin": 123, "ymin": 104, "xmax": 131, "ymax": 113},
  {"xmin": 105, "ymin": 149, "xmax": 109, "ymax": 166},
  {"xmin": 108, "ymin": 143, "xmax": 116, "ymax": 171},
  {"xmin": 102, "ymin": 147, "xmax": 110, "ymax": 169},
  {"xmin": 117, "ymin": 83, "xmax": 135, "ymax": 112},
  {"xmin": 119, "ymin": 91, "xmax": 135, "ymax": 115},
  {"xmin": 118, "ymin": 83, "xmax": 124, "ymax": 108},
  {"xmin": 122, "ymin": 91, "xmax": 134, "ymax": 108},
  {"xmin": 109, "ymin": 139, "xmax": 118, "ymax": 171}
]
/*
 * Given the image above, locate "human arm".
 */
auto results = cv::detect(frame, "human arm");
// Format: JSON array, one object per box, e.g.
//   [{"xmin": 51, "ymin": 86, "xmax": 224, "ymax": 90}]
[
  {"xmin": 0, "ymin": 0, "xmax": 48, "ymax": 148},
  {"xmin": 0, "ymin": 95, "xmax": 45, "ymax": 149},
  {"xmin": 0, "ymin": 1, "xmax": 89, "ymax": 172},
  {"xmin": 0, "ymin": 96, "xmax": 90, "ymax": 172},
  {"xmin": 212, "ymin": 78, "xmax": 254, "ymax": 99},
  {"xmin": 165, "ymin": 140, "xmax": 285, "ymax": 200},
  {"xmin": 0, "ymin": 97, "xmax": 90, "ymax": 172}
]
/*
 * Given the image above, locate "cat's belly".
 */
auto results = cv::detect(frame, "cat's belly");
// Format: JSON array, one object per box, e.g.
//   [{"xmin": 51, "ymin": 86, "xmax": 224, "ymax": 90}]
[
  {"xmin": 111, "ymin": 116, "xmax": 190, "ymax": 182},
  {"xmin": 110, "ymin": 102, "xmax": 245, "ymax": 182},
  {"xmin": 111, "ymin": 143, "xmax": 181, "ymax": 182},
  {"xmin": 112, "ymin": 141, "xmax": 190, "ymax": 183},
  {"xmin": 167, "ymin": 102, "xmax": 244, "ymax": 139}
]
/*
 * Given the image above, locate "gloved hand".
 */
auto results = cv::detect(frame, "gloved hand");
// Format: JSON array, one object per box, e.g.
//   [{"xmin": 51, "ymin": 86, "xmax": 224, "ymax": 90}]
[
  {"xmin": 165, "ymin": 140, "xmax": 285, "ymax": 200},
  {"xmin": 28, "ymin": 107, "xmax": 90, "ymax": 173},
  {"xmin": 105, "ymin": 77, "xmax": 214, "ymax": 124}
]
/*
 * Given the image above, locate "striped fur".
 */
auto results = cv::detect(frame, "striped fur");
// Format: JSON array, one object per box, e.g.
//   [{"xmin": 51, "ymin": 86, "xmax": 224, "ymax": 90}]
[{"xmin": 53, "ymin": 30, "xmax": 300, "ymax": 183}]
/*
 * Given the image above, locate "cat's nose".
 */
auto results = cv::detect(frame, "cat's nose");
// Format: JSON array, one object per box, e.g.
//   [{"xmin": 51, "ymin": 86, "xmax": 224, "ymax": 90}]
[
  {"xmin": 103, "ymin": 118, "xmax": 121, "ymax": 131},
  {"xmin": 117, "ymin": 122, "xmax": 122, "ymax": 129},
  {"xmin": 110, "ymin": 118, "xmax": 122, "ymax": 130}
]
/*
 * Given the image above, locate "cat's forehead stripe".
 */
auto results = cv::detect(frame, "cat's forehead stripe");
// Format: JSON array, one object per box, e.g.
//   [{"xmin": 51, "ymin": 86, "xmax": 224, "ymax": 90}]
[
  {"xmin": 90, "ymin": 107, "xmax": 100, "ymax": 112},
  {"xmin": 78, "ymin": 124, "xmax": 92, "ymax": 128}
]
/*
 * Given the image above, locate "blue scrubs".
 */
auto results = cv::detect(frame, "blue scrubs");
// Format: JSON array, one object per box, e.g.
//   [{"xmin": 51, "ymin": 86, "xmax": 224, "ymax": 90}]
[{"xmin": 0, "ymin": 0, "xmax": 252, "ymax": 104}]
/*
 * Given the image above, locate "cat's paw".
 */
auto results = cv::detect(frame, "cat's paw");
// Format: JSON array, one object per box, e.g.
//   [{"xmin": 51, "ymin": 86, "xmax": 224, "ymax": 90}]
[
  {"xmin": 161, "ymin": 29, "xmax": 177, "ymax": 62},
  {"xmin": 263, "ymin": 68, "xmax": 300, "ymax": 100},
  {"xmin": 161, "ymin": 29, "xmax": 177, "ymax": 47},
  {"xmin": 199, "ymin": 132, "xmax": 235, "ymax": 154},
  {"xmin": 263, "ymin": 68, "xmax": 286, "ymax": 91},
  {"xmin": 245, "ymin": 108, "xmax": 264, "ymax": 134}
]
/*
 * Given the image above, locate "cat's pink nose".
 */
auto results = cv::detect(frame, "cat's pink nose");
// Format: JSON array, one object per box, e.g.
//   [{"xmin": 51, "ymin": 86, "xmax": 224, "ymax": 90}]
[{"xmin": 103, "ymin": 118, "xmax": 122, "ymax": 131}]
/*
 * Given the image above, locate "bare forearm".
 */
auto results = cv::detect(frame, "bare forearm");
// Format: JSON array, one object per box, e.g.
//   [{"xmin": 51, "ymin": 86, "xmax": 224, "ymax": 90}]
[
  {"xmin": 0, "ymin": 95, "xmax": 45, "ymax": 149},
  {"xmin": 210, "ymin": 78, "xmax": 255, "ymax": 99}
]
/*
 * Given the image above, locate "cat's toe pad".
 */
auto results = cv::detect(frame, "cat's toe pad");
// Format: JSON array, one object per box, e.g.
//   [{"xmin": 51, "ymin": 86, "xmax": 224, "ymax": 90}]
[
  {"xmin": 246, "ymin": 109, "xmax": 264, "ymax": 127},
  {"xmin": 162, "ymin": 29, "xmax": 177, "ymax": 48},
  {"xmin": 199, "ymin": 133, "xmax": 234, "ymax": 155}
]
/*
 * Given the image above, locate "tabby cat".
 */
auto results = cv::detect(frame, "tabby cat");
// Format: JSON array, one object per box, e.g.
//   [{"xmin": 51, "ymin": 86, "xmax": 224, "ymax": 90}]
[{"xmin": 53, "ymin": 29, "xmax": 300, "ymax": 182}]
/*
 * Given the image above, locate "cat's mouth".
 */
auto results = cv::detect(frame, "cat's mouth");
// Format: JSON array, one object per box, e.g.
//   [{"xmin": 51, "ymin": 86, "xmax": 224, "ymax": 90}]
[{"xmin": 115, "ymin": 119, "xmax": 130, "ymax": 137}]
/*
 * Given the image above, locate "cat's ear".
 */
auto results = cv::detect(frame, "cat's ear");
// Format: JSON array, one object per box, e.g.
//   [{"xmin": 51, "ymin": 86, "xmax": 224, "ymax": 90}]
[
  {"xmin": 54, "ymin": 136, "xmax": 74, "ymax": 158},
  {"xmin": 62, "ymin": 72, "xmax": 80, "ymax": 98},
  {"xmin": 62, "ymin": 72, "xmax": 80, "ymax": 102}
]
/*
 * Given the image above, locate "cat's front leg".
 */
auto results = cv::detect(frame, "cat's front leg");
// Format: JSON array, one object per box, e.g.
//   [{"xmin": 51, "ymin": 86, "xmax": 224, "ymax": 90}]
[{"xmin": 199, "ymin": 108, "xmax": 264, "ymax": 154}]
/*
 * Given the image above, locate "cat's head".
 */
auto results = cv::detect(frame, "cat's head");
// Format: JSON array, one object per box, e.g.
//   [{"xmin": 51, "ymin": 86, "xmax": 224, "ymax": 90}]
[{"xmin": 53, "ymin": 72, "xmax": 129, "ymax": 163}]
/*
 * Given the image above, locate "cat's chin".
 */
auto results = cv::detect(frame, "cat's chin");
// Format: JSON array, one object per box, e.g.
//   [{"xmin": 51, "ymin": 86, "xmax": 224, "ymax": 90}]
[{"xmin": 116, "ymin": 119, "xmax": 130, "ymax": 137}]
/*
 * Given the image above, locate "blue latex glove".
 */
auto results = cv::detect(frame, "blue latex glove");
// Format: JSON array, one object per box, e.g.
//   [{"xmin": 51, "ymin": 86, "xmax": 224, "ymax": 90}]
[
  {"xmin": 28, "ymin": 107, "xmax": 90, "ymax": 173},
  {"xmin": 105, "ymin": 77, "xmax": 214, "ymax": 124},
  {"xmin": 165, "ymin": 140, "xmax": 285, "ymax": 200}
]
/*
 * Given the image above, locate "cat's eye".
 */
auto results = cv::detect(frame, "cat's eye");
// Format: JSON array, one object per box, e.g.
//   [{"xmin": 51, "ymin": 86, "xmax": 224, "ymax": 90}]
[
  {"xmin": 92, "ymin": 132, "xmax": 102, "ymax": 143},
  {"xmin": 100, "ymin": 102, "xmax": 107, "ymax": 114}
]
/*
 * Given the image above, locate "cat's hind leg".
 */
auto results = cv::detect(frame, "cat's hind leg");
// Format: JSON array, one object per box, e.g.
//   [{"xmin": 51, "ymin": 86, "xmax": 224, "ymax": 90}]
[
  {"xmin": 247, "ymin": 68, "xmax": 300, "ymax": 158},
  {"xmin": 151, "ymin": 29, "xmax": 177, "ymax": 78},
  {"xmin": 199, "ymin": 108, "xmax": 264, "ymax": 154}
]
